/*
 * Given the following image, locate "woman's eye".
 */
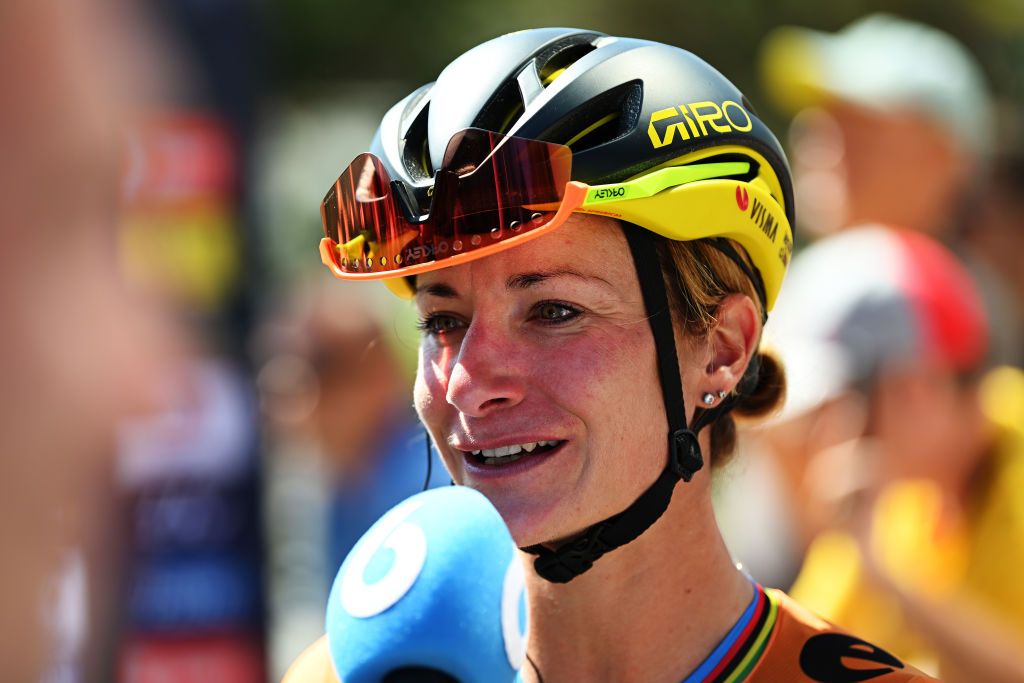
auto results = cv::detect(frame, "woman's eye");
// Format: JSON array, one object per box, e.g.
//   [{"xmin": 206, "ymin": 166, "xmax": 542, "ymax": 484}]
[
  {"xmin": 417, "ymin": 314, "xmax": 464, "ymax": 336},
  {"xmin": 533, "ymin": 301, "xmax": 582, "ymax": 323}
]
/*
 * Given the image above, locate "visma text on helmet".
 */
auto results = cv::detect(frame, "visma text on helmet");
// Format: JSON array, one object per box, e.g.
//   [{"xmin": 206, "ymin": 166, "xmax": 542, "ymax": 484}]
[
  {"xmin": 647, "ymin": 101, "xmax": 753, "ymax": 149},
  {"xmin": 749, "ymin": 196, "xmax": 778, "ymax": 243},
  {"xmin": 748, "ymin": 195, "xmax": 793, "ymax": 267}
]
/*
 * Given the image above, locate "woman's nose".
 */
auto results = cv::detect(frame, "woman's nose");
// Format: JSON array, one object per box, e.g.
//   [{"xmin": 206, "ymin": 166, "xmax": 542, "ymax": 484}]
[{"xmin": 444, "ymin": 320, "xmax": 526, "ymax": 418}]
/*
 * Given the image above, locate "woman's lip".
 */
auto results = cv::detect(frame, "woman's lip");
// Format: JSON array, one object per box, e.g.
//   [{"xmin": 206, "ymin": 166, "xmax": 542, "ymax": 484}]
[{"xmin": 461, "ymin": 441, "xmax": 567, "ymax": 479}]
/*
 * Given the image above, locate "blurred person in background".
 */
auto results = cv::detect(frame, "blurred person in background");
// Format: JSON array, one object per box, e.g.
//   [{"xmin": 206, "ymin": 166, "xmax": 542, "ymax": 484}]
[
  {"xmin": 957, "ymin": 152, "xmax": 1024, "ymax": 367},
  {"xmin": 757, "ymin": 226, "xmax": 1024, "ymax": 682},
  {"xmin": 759, "ymin": 12, "xmax": 1024, "ymax": 369},
  {"xmin": 258, "ymin": 275, "xmax": 447, "ymax": 573},
  {"xmin": 257, "ymin": 274, "xmax": 448, "ymax": 676},
  {"xmin": 0, "ymin": 1, "xmax": 186, "ymax": 681},
  {"xmin": 759, "ymin": 13, "xmax": 993, "ymax": 243},
  {"xmin": 111, "ymin": 0, "xmax": 267, "ymax": 676}
]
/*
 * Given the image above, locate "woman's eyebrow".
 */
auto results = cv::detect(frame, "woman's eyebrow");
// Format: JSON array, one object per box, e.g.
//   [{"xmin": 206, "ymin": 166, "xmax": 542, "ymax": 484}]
[
  {"xmin": 415, "ymin": 269, "xmax": 613, "ymax": 299},
  {"xmin": 415, "ymin": 282, "xmax": 460, "ymax": 299},
  {"xmin": 506, "ymin": 269, "xmax": 613, "ymax": 291}
]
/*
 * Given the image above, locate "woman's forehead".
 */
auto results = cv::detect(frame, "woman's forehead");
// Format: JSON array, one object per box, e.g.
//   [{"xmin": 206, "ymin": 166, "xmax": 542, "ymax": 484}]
[{"xmin": 416, "ymin": 214, "xmax": 632, "ymax": 293}]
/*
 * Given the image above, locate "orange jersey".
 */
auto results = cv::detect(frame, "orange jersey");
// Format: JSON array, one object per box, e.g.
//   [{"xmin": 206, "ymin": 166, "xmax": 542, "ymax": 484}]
[
  {"xmin": 282, "ymin": 637, "xmax": 335, "ymax": 683},
  {"xmin": 743, "ymin": 589, "xmax": 936, "ymax": 682},
  {"xmin": 282, "ymin": 586, "xmax": 937, "ymax": 682}
]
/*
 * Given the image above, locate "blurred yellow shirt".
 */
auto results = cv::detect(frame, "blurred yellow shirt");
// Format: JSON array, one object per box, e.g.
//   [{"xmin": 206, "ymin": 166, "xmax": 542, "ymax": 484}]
[{"xmin": 790, "ymin": 366, "xmax": 1024, "ymax": 674}]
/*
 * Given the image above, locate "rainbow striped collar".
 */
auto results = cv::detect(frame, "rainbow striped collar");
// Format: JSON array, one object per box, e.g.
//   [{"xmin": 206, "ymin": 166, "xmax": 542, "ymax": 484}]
[
  {"xmin": 679, "ymin": 582, "xmax": 779, "ymax": 683},
  {"xmin": 513, "ymin": 580, "xmax": 779, "ymax": 682}
]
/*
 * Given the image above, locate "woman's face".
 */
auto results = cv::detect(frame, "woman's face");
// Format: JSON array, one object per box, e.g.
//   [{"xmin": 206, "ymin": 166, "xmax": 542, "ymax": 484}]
[{"xmin": 414, "ymin": 214, "xmax": 708, "ymax": 546}]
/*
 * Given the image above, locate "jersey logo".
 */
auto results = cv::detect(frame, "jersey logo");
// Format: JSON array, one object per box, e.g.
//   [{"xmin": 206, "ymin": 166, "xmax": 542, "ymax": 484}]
[{"xmin": 799, "ymin": 633, "xmax": 905, "ymax": 682}]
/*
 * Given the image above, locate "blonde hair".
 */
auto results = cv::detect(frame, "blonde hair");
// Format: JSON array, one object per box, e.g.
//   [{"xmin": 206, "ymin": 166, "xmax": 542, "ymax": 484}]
[{"xmin": 660, "ymin": 238, "xmax": 786, "ymax": 469}]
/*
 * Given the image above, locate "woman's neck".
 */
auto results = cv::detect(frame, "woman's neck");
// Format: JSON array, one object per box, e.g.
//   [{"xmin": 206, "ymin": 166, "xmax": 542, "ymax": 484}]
[{"xmin": 519, "ymin": 484, "xmax": 753, "ymax": 683}]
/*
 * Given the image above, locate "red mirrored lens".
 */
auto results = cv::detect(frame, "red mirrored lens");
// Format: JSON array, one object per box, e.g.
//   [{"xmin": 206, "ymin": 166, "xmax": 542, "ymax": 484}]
[
  {"xmin": 321, "ymin": 153, "xmax": 409, "ymax": 271},
  {"xmin": 320, "ymin": 129, "xmax": 572, "ymax": 275}
]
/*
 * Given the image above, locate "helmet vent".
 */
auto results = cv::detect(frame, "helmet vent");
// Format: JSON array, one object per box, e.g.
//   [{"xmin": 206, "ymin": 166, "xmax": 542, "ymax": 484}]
[
  {"xmin": 537, "ymin": 41, "xmax": 598, "ymax": 87},
  {"xmin": 687, "ymin": 153, "xmax": 761, "ymax": 183},
  {"xmin": 542, "ymin": 80, "xmax": 643, "ymax": 152},
  {"xmin": 401, "ymin": 100, "xmax": 433, "ymax": 180},
  {"xmin": 469, "ymin": 33, "xmax": 603, "ymax": 137},
  {"xmin": 472, "ymin": 78, "xmax": 525, "ymax": 136}
]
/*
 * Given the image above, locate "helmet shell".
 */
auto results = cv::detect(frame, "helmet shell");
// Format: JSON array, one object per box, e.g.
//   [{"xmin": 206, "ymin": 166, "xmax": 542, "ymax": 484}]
[{"xmin": 370, "ymin": 28, "xmax": 793, "ymax": 227}]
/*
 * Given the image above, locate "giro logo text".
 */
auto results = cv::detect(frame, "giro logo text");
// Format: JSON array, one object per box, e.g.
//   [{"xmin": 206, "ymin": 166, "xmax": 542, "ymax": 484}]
[{"xmin": 648, "ymin": 100, "xmax": 753, "ymax": 149}]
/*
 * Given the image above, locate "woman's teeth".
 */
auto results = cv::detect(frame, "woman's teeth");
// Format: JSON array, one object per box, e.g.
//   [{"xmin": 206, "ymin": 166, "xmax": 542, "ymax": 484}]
[{"xmin": 471, "ymin": 440, "xmax": 560, "ymax": 465}]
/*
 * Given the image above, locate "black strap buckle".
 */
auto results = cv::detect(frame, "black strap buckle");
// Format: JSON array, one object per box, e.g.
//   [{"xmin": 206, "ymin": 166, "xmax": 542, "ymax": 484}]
[
  {"xmin": 529, "ymin": 522, "xmax": 614, "ymax": 584},
  {"xmin": 670, "ymin": 429, "xmax": 703, "ymax": 482}
]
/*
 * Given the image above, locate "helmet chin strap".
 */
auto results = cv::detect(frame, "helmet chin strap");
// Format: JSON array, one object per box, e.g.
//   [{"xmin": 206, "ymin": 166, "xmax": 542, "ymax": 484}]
[{"xmin": 521, "ymin": 223, "xmax": 743, "ymax": 583}]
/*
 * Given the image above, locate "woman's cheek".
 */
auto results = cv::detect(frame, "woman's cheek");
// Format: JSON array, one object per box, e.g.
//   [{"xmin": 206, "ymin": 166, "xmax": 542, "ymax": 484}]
[
  {"xmin": 414, "ymin": 348, "xmax": 445, "ymax": 425},
  {"xmin": 414, "ymin": 348, "xmax": 464, "ymax": 477}
]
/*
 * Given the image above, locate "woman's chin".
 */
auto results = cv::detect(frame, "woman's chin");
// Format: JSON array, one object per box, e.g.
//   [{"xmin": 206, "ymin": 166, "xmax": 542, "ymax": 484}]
[{"xmin": 473, "ymin": 486, "xmax": 575, "ymax": 548}]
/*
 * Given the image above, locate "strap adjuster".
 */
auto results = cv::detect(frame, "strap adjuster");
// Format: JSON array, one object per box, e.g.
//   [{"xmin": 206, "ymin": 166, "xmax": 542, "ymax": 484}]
[
  {"xmin": 670, "ymin": 429, "xmax": 703, "ymax": 482},
  {"xmin": 529, "ymin": 522, "xmax": 614, "ymax": 583}
]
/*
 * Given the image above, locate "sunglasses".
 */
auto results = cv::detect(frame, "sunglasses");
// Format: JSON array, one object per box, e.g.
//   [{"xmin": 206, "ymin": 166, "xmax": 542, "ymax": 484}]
[{"xmin": 320, "ymin": 127, "xmax": 754, "ymax": 286}]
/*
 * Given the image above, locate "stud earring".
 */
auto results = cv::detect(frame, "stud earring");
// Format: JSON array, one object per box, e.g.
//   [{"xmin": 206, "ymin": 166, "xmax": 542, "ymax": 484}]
[
  {"xmin": 718, "ymin": 390, "xmax": 727, "ymax": 399},
  {"xmin": 702, "ymin": 392, "xmax": 716, "ymax": 406}
]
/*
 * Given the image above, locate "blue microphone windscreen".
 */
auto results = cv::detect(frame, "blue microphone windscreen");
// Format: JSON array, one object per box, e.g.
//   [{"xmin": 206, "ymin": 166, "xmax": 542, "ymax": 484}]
[{"xmin": 326, "ymin": 486, "xmax": 527, "ymax": 683}]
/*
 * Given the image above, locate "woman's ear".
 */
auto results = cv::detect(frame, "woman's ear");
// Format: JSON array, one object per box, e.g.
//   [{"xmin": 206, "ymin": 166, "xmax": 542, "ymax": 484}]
[{"xmin": 707, "ymin": 294, "xmax": 760, "ymax": 390}]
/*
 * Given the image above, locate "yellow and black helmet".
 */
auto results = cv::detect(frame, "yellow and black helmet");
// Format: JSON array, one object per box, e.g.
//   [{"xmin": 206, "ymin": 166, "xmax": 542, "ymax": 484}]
[{"xmin": 357, "ymin": 27, "xmax": 794, "ymax": 308}]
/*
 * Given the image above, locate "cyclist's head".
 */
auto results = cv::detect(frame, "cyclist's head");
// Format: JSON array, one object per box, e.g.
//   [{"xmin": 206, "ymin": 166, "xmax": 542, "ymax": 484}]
[{"xmin": 320, "ymin": 29, "xmax": 795, "ymax": 580}]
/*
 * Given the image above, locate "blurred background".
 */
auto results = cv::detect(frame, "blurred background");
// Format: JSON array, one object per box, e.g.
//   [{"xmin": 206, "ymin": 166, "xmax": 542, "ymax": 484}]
[{"xmin": 2, "ymin": 0, "xmax": 1022, "ymax": 681}]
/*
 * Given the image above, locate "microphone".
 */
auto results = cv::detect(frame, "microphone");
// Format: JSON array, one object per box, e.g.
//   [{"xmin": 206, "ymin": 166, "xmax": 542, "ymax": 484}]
[{"xmin": 325, "ymin": 486, "xmax": 527, "ymax": 683}]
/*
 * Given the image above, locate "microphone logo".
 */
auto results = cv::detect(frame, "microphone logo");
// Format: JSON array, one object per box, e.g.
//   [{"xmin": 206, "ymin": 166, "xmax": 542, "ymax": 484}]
[{"xmin": 339, "ymin": 497, "xmax": 428, "ymax": 618}]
